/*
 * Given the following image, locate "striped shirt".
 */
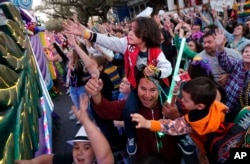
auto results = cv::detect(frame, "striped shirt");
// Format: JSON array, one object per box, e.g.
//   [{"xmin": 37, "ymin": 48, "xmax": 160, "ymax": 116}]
[{"xmin": 104, "ymin": 62, "xmax": 121, "ymax": 90}]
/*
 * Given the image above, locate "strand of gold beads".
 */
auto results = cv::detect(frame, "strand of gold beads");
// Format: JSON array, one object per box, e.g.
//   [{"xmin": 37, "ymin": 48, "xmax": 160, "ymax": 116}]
[{"xmin": 239, "ymin": 82, "xmax": 250, "ymax": 108}]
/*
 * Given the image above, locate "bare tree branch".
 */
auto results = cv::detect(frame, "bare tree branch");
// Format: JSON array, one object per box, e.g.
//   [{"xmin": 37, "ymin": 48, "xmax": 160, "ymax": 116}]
[{"xmin": 38, "ymin": 0, "xmax": 117, "ymax": 23}]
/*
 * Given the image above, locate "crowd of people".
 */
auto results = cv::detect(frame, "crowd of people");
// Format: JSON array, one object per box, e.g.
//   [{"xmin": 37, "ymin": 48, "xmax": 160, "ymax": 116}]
[{"xmin": 16, "ymin": 1, "xmax": 250, "ymax": 164}]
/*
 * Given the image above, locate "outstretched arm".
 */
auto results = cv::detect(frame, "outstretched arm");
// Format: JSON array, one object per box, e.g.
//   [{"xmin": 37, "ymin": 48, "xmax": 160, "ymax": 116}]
[
  {"xmin": 131, "ymin": 113, "xmax": 191, "ymax": 135},
  {"xmin": 15, "ymin": 154, "xmax": 54, "ymax": 164},
  {"xmin": 85, "ymin": 74, "xmax": 104, "ymax": 105},
  {"xmin": 67, "ymin": 34, "xmax": 100, "ymax": 78},
  {"xmin": 96, "ymin": 45, "xmax": 114, "ymax": 62},
  {"xmin": 63, "ymin": 20, "xmax": 88, "ymax": 38},
  {"xmin": 73, "ymin": 94, "xmax": 114, "ymax": 164},
  {"xmin": 131, "ymin": 113, "xmax": 151, "ymax": 129}
]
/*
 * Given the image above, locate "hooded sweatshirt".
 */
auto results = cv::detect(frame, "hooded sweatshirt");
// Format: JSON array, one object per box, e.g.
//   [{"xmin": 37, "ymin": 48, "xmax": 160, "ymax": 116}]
[
  {"xmin": 150, "ymin": 100, "xmax": 227, "ymax": 154},
  {"xmin": 184, "ymin": 100, "xmax": 227, "ymax": 153}
]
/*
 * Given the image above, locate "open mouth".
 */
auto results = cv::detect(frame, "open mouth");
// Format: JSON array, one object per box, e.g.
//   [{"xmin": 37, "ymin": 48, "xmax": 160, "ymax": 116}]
[
  {"xmin": 75, "ymin": 158, "xmax": 85, "ymax": 164},
  {"xmin": 142, "ymin": 98, "xmax": 152, "ymax": 105}
]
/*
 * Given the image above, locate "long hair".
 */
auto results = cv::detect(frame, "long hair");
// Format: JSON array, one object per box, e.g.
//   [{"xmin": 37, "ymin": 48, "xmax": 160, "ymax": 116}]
[{"xmin": 72, "ymin": 42, "xmax": 88, "ymax": 70}]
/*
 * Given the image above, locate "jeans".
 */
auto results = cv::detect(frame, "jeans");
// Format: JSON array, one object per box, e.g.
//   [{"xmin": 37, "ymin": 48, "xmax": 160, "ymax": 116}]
[
  {"xmin": 69, "ymin": 86, "xmax": 85, "ymax": 109},
  {"xmin": 123, "ymin": 89, "xmax": 139, "ymax": 139}
]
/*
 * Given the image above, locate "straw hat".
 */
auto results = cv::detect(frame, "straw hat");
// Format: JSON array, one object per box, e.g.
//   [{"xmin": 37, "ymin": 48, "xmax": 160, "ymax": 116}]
[{"xmin": 67, "ymin": 126, "xmax": 89, "ymax": 145}]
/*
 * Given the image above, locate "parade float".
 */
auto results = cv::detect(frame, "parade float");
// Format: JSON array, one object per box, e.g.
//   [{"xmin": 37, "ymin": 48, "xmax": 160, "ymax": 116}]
[{"xmin": 0, "ymin": 0, "xmax": 53, "ymax": 163}]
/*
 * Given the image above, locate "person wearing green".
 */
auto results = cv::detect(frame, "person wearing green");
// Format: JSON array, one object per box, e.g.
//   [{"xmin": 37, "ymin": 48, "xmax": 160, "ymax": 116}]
[{"xmin": 174, "ymin": 32, "xmax": 201, "ymax": 70}]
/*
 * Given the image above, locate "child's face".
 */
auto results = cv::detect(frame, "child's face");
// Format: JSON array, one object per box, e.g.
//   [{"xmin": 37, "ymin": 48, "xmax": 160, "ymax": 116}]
[
  {"xmin": 119, "ymin": 77, "xmax": 131, "ymax": 94},
  {"xmin": 181, "ymin": 91, "xmax": 199, "ymax": 111},
  {"xmin": 91, "ymin": 59, "xmax": 103, "ymax": 71},
  {"xmin": 72, "ymin": 142, "xmax": 95, "ymax": 164},
  {"xmin": 127, "ymin": 22, "xmax": 143, "ymax": 46}
]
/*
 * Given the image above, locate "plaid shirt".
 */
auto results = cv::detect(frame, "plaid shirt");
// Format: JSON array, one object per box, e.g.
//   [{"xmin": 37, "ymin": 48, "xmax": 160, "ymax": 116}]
[{"xmin": 217, "ymin": 50, "xmax": 246, "ymax": 112}]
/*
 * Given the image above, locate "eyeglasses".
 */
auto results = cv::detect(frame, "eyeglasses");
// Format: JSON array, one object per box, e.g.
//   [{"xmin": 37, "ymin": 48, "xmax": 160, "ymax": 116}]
[{"xmin": 121, "ymin": 80, "xmax": 130, "ymax": 85}]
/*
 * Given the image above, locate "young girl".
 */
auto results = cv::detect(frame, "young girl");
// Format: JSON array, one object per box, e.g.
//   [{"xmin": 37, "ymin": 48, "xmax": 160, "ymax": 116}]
[
  {"xmin": 67, "ymin": 43, "xmax": 90, "ymax": 124},
  {"xmin": 63, "ymin": 17, "xmax": 172, "ymax": 155}
]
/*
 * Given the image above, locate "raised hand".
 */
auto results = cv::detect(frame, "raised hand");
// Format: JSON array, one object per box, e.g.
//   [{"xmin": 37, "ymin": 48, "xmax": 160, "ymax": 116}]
[
  {"xmin": 211, "ymin": 9, "xmax": 218, "ymax": 19},
  {"xmin": 85, "ymin": 74, "xmax": 103, "ymax": 96},
  {"xmin": 63, "ymin": 19, "xmax": 86, "ymax": 36},
  {"xmin": 143, "ymin": 66, "xmax": 155, "ymax": 77},
  {"xmin": 67, "ymin": 34, "xmax": 78, "ymax": 47},
  {"xmin": 218, "ymin": 73, "xmax": 230, "ymax": 87},
  {"xmin": 73, "ymin": 94, "xmax": 89, "ymax": 121},
  {"xmin": 222, "ymin": 3, "xmax": 228, "ymax": 11},
  {"xmin": 73, "ymin": 13, "xmax": 79, "ymax": 23},
  {"xmin": 162, "ymin": 102, "xmax": 180, "ymax": 119},
  {"xmin": 214, "ymin": 29, "xmax": 225, "ymax": 52},
  {"xmin": 67, "ymin": 33, "xmax": 100, "ymax": 78}
]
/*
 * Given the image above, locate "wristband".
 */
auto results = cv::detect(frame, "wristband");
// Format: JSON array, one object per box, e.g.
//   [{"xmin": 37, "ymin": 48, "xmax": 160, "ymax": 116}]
[
  {"xmin": 83, "ymin": 30, "xmax": 91, "ymax": 39},
  {"xmin": 150, "ymin": 120, "xmax": 161, "ymax": 132}
]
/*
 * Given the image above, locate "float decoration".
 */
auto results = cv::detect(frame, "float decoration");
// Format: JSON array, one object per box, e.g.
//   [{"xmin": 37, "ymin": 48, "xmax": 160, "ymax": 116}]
[{"xmin": 0, "ymin": 1, "xmax": 48, "ymax": 163}]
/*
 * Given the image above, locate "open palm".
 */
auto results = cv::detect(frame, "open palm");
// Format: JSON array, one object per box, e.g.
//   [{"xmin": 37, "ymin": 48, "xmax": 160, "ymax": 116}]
[
  {"xmin": 73, "ymin": 94, "xmax": 89, "ymax": 122},
  {"xmin": 215, "ymin": 30, "xmax": 225, "ymax": 51},
  {"xmin": 63, "ymin": 20, "xmax": 86, "ymax": 36}
]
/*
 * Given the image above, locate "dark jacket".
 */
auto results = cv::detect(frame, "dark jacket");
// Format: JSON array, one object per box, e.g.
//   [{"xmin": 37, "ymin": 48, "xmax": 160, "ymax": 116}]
[{"xmin": 91, "ymin": 97, "xmax": 182, "ymax": 163}]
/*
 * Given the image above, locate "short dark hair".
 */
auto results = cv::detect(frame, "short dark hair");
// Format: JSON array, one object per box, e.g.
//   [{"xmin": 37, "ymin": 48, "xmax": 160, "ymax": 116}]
[
  {"xmin": 192, "ymin": 23, "xmax": 201, "ymax": 29},
  {"xmin": 182, "ymin": 77, "xmax": 217, "ymax": 108},
  {"xmin": 234, "ymin": 23, "xmax": 247, "ymax": 35},
  {"xmin": 205, "ymin": 24, "xmax": 218, "ymax": 31},
  {"xmin": 242, "ymin": 43, "xmax": 250, "ymax": 53},
  {"xmin": 188, "ymin": 59, "xmax": 214, "ymax": 80},
  {"xmin": 135, "ymin": 71, "xmax": 164, "ymax": 88},
  {"xmin": 115, "ymin": 28, "xmax": 124, "ymax": 34},
  {"xmin": 202, "ymin": 29, "xmax": 216, "ymax": 39},
  {"xmin": 132, "ymin": 17, "xmax": 161, "ymax": 47}
]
